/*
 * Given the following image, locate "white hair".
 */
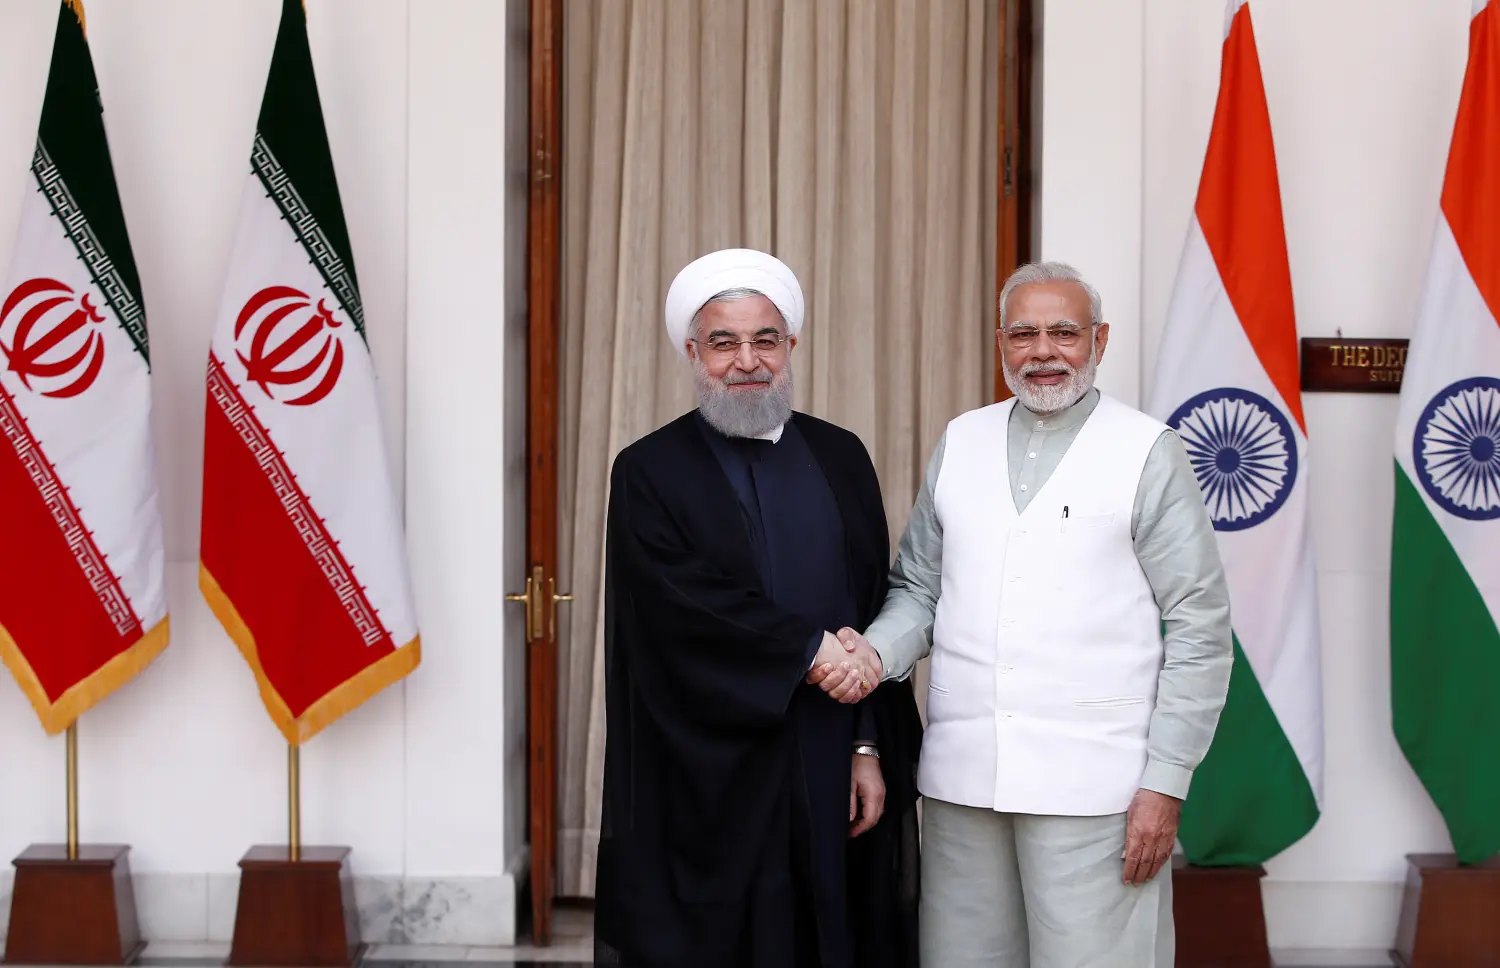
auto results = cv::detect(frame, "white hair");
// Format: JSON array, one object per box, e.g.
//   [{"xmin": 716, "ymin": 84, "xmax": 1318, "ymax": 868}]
[
  {"xmin": 998, "ymin": 261, "xmax": 1102, "ymax": 330},
  {"xmin": 691, "ymin": 286, "xmax": 789, "ymax": 340}
]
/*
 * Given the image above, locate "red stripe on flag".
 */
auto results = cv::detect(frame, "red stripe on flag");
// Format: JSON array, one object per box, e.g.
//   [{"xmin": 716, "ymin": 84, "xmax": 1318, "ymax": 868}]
[
  {"xmin": 1442, "ymin": 3, "xmax": 1500, "ymax": 330},
  {"xmin": 201, "ymin": 355, "xmax": 396, "ymax": 723},
  {"xmin": 1194, "ymin": 4, "xmax": 1306, "ymax": 432},
  {"xmin": 0, "ymin": 385, "xmax": 139, "ymax": 705}
]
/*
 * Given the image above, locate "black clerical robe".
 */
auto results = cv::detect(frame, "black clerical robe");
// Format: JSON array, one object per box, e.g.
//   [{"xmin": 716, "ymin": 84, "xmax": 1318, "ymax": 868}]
[{"xmin": 594, "ymin": 410, "xmax": 922, "ymax": 968}]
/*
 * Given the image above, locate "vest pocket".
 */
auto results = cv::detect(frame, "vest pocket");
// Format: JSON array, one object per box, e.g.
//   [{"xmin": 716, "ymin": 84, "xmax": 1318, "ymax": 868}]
[
  {"xmin": 1071, "ymin": 696, "xmax": 1145, "ymax": 708},
  {"xmin": 1060, "ymin": 511, "xmax": 1115, "ymax": 532}
]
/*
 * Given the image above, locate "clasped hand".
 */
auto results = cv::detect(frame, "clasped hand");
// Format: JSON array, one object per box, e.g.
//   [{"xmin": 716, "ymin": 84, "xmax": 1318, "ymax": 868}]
[{"xmin": 805, "ymin": 628, "xmax": 881, "ymax": 703}]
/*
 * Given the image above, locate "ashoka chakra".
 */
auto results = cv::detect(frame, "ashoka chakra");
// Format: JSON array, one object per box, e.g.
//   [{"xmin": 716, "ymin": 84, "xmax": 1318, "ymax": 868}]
[
  {"xmin": 1167, "ymin": 387, "xmax": 1298, "ymax": 532},
  {"xmin": 1412, "ymin": 376, "xmax": 1500, "ymax": 522}
]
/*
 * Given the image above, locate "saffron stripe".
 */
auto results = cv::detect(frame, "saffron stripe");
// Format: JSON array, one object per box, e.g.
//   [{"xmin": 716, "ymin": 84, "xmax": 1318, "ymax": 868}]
[
  {"xmin": 1441, "ymin": 4, "xmax": 1500, "ymax": 333},
  {"xmin": 1194, "ymin": 3, "xmax": 1306, "ymax": 432}
]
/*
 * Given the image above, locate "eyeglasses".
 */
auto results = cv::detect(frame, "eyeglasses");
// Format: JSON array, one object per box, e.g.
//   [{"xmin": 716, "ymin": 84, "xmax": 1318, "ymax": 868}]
[
  {"xmin": 1001, "ymin": 323, "xmax": 1094, "ymax": 348},
  {"xmin": 694, "ymin": 333, "xmax": 791, "ymax": 358}
]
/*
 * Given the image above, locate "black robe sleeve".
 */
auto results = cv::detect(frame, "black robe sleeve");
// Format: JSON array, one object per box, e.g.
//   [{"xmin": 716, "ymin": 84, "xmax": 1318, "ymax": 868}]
[
  {"xmin": 824, "ymin": 424, "xmax": 922, "ymax": 968},
  {"xmin": 609, "ymin": 450, "xmax": 825, "ymax": 732}
]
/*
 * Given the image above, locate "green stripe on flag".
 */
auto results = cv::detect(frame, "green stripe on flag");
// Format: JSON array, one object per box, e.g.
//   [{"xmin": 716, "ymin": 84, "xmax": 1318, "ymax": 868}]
[
  {"xmin": 1392, "ymin": 464, "xmax": 1500, "ymax": 865},
  {"xmin": 253, "ymin": 0, "xmax": 364, "ymax": 339},
  {"xmin": 1179, "ymin": 635, "xmax": 1320, "ymax": 866},
  {"xmin": 36, "ymin": 1, "xmax": 148, "ymax": 364}
]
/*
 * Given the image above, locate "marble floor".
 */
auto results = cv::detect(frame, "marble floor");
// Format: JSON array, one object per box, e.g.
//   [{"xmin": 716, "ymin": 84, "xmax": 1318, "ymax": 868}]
[{"xmin": 3, "ymin": 907, "xmax": 1397, "ymax": 967}]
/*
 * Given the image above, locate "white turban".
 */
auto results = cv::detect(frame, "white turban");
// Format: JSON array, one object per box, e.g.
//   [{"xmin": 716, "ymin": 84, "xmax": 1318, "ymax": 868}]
[{"xmin": 663, "ymin": 248, "xmax": 805, "ymax": 357}]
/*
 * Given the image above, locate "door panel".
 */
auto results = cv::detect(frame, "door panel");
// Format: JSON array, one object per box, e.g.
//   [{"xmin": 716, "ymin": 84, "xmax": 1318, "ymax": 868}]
[{"xmin": 509, "ymin": 0, "xmax": 566, "ymax": 946}]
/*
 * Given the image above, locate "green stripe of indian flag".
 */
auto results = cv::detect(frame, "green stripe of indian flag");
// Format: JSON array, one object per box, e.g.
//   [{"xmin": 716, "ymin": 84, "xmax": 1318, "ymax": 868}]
[
  {"xmin": 1391, "ymin": 0, "xmax": 1500, "ymax": 864},
  {"xmin": 1146, "ymin": 0, "xmax": 1323, "ymax": 866}
]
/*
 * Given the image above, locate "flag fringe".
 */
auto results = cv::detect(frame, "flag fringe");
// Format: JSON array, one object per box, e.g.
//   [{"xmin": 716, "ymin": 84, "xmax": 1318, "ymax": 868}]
[
  {"xmin": 0, "ymin": 615, "xmax": 169, "ymax": 734},
  {"xmin": 199, "ymin": 563, "xmax": 420, "ymax": 746}
]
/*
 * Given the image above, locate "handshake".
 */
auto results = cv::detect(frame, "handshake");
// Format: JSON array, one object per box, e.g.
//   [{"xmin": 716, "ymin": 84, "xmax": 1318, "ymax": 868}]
[{"xmin": 806, "ymin": 628, "xmax": 882, "ymax": 704}]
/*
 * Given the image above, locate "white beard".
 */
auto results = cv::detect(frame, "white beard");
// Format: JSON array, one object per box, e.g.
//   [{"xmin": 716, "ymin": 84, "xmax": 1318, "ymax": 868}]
[
  {"xmin": 694, "ymin": 360, "xmax": 795, "ymax": 438},
  {"xmin": 1001, "ymin": 343, "xmax": 1098, "ymax": 414}
]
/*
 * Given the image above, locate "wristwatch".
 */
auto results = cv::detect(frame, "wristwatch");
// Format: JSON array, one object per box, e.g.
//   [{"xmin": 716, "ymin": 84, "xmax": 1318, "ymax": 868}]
[{"xmin": 853, "ymin": 745, "xmax": 880, "ymax": 758}]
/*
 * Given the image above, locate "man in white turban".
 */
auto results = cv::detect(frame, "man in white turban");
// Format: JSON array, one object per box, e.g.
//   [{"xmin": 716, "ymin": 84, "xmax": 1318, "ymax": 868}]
[{"xmin": 594, "ymin": 248, "xmax": 923, "ymax": 968}]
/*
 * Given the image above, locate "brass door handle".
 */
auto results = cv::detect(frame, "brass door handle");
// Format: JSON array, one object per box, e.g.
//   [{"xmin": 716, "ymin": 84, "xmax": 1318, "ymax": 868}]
[
  {"xmin": 505, "ymin": 572, "xmax": 540, "ymax": 642},
  {"xmin": 506, "ymin": 566, "xmax": 574, "ymax": 642}
]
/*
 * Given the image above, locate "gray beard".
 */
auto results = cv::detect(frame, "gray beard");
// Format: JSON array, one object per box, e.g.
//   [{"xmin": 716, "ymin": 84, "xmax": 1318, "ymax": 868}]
[
  {"xmin": 1001, "ymin": 345, "xmax": 1098, "ymax": 414},
  {"xmin": 695, "ymin": 362, "xmax": 795, "ymax": 438}
]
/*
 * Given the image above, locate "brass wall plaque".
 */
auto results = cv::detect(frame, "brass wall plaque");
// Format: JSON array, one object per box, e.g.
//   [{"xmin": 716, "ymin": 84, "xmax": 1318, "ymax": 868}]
[{"xmin": 1300, "ymin": 338, "xmax": 1409, "ymax": 393}]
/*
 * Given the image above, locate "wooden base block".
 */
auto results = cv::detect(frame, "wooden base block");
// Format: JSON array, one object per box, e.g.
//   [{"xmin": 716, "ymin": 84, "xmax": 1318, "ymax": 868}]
[
  {"xmin": 2, "ymin": 844, "xmax": 143, "ymax": 966},
  {"xmin": 1171, "ymin": 858, "xmax": 1271, "ymax": 968},
  {"xmin": 1393, "ymin": 853, "xmax": 1500, "ymax": 967},
  {"xmin": 226, "ymin": 846, "xmax": 364, "ymax": 968}
]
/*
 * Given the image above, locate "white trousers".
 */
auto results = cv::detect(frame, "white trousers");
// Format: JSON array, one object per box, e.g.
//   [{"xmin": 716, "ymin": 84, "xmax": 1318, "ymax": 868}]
[{"xmin": 919, "ymin": 798, "xmax": 1174, "ymax": 968}]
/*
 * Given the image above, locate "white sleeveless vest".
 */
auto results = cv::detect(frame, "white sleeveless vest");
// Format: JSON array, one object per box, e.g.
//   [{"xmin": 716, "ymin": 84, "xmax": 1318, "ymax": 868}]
[{"xmin": 920, "ymin": 394, "xmax": 1168, "ymax": 816}]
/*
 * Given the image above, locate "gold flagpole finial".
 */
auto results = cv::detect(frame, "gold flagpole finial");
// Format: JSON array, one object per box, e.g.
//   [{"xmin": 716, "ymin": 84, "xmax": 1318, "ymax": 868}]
[{"xmin": 62, "ymin": 0, "xmax": 86, "ymax": 35}]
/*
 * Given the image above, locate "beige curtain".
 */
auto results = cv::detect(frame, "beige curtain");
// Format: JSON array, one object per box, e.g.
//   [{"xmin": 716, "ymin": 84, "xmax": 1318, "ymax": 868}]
[{"xmin": 555, "ymin": 0, "xmax": 1000, "ymax": 898}]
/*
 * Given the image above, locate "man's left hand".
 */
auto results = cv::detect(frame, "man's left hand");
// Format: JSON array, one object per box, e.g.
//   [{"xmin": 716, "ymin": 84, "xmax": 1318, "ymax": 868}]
[
  {"xmin": 1121, "ymin": 788, "xmax": 1180, "ymax": 885},
  {"xmin": 849, "ymin": 752, "xmax": 885, "ymax": 838}
]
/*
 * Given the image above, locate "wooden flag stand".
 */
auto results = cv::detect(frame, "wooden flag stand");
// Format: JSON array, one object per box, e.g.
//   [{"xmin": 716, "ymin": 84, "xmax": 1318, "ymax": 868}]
[
  {"xmin": 1171, "ymin": 858, "xmax": 1272, "ymax": 968},
  {"xmin": 226, "ymin": 744, "xmax": 363, "ymax": 967},
  {"xmin": 3, "ymin": 722, "xmax": 144, "ymax": 966},
  {"xmin": 1391, "ymin": 853, "xmax": 1500, "ymax": 967}
]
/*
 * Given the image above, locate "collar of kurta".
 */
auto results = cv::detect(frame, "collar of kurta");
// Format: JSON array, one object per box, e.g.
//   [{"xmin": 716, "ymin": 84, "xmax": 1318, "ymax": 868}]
[{"xmin": 1017, "ymin": 387, "xmax": 1100, "ymax": 433}]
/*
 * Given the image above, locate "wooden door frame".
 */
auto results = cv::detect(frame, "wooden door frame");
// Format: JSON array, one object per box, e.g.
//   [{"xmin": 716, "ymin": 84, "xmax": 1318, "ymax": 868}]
[
  {"xmin": 522, "ymin": 0, "xmax": 564, "ymax": 947},
  {"xmin": 518, "ymin": 0, "xmax": 1036, "ymax": 945},
  {"xmin": 996, "ymin": 0, "xmax": 1036, "ymax": 401}
]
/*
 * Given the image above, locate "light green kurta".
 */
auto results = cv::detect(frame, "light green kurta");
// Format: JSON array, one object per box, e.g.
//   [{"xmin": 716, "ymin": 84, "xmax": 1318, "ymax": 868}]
[{"xmin": 864, "ymin": 388, "xmax": 1232, "ymax": 801}]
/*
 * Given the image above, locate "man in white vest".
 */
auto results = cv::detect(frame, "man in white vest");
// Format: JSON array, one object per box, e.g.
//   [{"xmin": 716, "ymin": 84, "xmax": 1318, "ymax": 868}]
[{"xmin": 818, "ymin": 262, "xmax": 1233, "ymax": 966}]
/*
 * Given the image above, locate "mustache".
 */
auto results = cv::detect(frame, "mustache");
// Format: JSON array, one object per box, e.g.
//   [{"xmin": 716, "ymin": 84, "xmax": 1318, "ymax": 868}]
[
  {"xmin": 1019, "ymin": 361, "xmax": 1076, "ymax": 377},
  {"xmin": 724, "ymin": 369, "xmax": 774, "ymax": 385}
]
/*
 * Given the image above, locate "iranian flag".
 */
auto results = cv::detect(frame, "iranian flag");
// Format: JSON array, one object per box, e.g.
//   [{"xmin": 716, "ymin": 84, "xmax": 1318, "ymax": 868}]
[
  {"xmin": 1146, "ymin": 0, "xmax": 1323, "ymax": 865},
  {"xmin": 0, "ymin": 0, "xmax": 169, "ymax": 733},
  {"xmin": 1391, "ymin": 0, "xmax": 1500, "ymax": 866},
  {"xmin": 200, "ymin": 0, "xmax": 418, "ymax": 745}
]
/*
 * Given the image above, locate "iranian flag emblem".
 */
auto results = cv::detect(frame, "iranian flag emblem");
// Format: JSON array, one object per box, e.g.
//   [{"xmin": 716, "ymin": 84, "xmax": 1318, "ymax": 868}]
[
  {"xmin": 200, "ymin": 0, "xmax": 419, "ymax": 744},
  {"xmin": 0, "ymin": 0, "xmax": 169, "ymax": 733}
]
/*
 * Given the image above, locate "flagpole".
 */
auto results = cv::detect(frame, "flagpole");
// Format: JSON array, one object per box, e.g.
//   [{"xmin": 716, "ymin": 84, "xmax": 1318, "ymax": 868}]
[
  {"xmin": 66, "ymin": 721, "xmax": 79, "ymax": 859},
  {"xmin": 288, "ymin": 743, "xmax": 301, "ymax": 862}
]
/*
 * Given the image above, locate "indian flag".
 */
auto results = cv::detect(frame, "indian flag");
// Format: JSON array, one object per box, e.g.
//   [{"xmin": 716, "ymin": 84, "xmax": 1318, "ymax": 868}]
[
  {"xmin": 1146, "ymin": 0, "xmax": 1323, "ymax": 865},
  {"xmin": 200, "ymin": 0, "xmax": 418, "ymax": 745},
  {"xmin": 1391, "ymin": 0, "xmax": 1500, "ymax": 866},
  {"xmin": 0, "ymin": 0, "xmax": 169, "ymax": 733}
]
